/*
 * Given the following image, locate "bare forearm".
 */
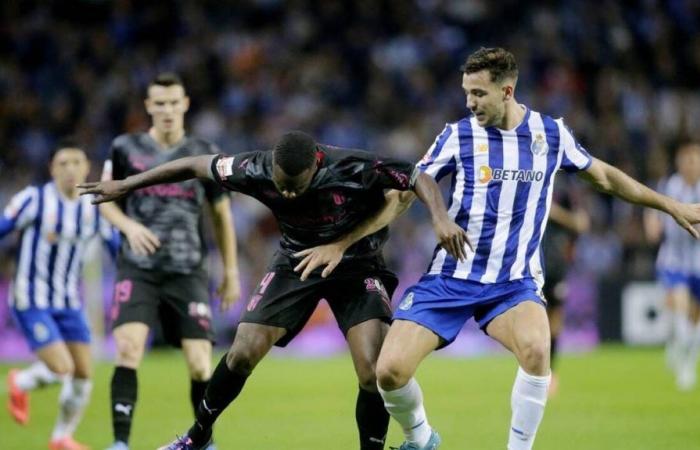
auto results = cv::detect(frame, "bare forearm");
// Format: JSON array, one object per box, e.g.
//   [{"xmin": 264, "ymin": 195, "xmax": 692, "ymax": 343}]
[
  {"xmin": 582, "ymin": 159, "xmax": 673, "ymax": 213},
  {"xmin": 99, "ymin": 202, "xmax": 135, "ymax": 233},
  {"xmin": 413, "ymin": 172, "xmax": 450, "ymax": 224},
  {"xmin": 211, "ymin": 198, "xmax": 239, "ymax": 274},
  {"xmin": 122, "ymin": 156, "xmax": 213, "ymax": 191},
  {"xmin": 337, "ymin": 190, "xmax": 415, "ymax": 248}
]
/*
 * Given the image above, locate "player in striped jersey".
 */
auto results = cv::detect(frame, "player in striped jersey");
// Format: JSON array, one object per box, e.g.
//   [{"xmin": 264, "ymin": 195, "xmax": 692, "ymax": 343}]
[
  {"xmin": 297, "ymin": 47, "xmax": 700, "ymax": 450},
  {"xmin": 2, "ymin": 139, "xmax": 119, "ymax": 450},
  {"xmin": 644, "ymin": 143, "xmax": 700, "ymax": 390}
]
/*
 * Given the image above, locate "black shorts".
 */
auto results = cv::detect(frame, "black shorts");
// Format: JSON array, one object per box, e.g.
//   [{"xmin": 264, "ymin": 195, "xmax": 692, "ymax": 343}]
[
  {"xmin": 543, "ymin": 274, "xmax": 566, "ymax": 310},
  {"xmin": 110, "ymin": 261, "xmax": 214, "ymax": 347},
  {"xmin": 241, "ymin": 252, "xmax": 398, "ymax": 347}
]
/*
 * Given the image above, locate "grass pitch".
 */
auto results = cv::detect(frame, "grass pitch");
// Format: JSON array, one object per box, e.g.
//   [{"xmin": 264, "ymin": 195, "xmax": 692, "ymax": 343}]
[{"xmin": 2, "ymin": 345, "xmax": 699, "ymax": 449}]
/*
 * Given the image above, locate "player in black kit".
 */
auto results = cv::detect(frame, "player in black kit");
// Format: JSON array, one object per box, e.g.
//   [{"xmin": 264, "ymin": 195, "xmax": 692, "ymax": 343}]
[
  {"xmin": 97, "ymin": 73, "xmax": 240, "ymax": 450},
  {"xmin": 80, "ymin": 130, "xmax": 468, "ymax": 450}
]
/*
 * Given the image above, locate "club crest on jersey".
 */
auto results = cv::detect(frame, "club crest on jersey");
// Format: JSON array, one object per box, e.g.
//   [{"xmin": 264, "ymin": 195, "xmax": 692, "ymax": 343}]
[
  {"xmin": 398, "ymin": 292, "xmax": 414, "ymax": 311},
  {"xmin": 530, "ymin": 133, "xmax": 548, "ymax": 156}
]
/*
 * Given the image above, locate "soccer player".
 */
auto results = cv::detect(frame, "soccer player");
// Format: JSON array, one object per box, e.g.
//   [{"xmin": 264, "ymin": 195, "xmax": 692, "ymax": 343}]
[
  {"xmin": 644, "ymin": 143, "xmax": 700, "ymax": 390},
  {"xmin": 542, "ymin": 199, "xmax": 590, "ymax": 396},
  {"xmin": 297, "ymin": 47, "xmax": 700, "ymax": 450},
  {"xmin": 2, "ymin": 139, "xmax": 119, "ymax": 450},
  {"xmin": 97, "ymin": 73, "xmax": 241, "ymax": 450},
  {"xmin": 78, "ymin": 130, "xmax": 467, "ymax": 450}
]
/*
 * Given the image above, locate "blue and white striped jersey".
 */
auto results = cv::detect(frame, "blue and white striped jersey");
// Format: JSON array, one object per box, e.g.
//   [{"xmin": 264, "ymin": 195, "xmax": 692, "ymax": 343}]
[
  {"xmin": 419, "ymin": 108, "xmax": 592, "ymax": 287},
  {"xmin": 0, "ymin": 182, "xmax": 119, "ymax": 311},
  {"xmin": 656, "ymin": 174, "xmax": 700, "ymax": 274}
]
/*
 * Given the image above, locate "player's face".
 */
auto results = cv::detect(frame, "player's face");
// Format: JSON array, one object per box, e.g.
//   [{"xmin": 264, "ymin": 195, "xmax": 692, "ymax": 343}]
[
  {"xmin": 677, "ymin": 145, "xmax": 700, "ymax": 182},
  {"xmin": 145, "ymin": 85, "xmax": 190, "ymax": 135},
  {"xmin": 50, "ymin": 148, "xmax": 90, "ymax": 193},
  {"xmin": 463, "ymin": 71, "xmax": 510, "ymax": 128},
  {"xmin": 272, "ymin": 164, "xmax": 316, "ymax": 199}
]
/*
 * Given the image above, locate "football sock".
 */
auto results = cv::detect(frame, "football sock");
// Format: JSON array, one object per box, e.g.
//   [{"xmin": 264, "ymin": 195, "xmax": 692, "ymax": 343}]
[
  {"xmin": 52, "ymin": 378, "xmax": 92, "ymax": 440},
  {"xmin": 190, "ymin": 379, "xmax": 208, "ymax": 415},
  {"xmin": 16, "ymin": 361, "xmax": 59, "ymax": 391},
  {"xmin": 356, "ymin": 387, "xmax": 390, "ymax": 450},
  {"xmin": 188, "ymin": 355, "xmax": 248, "ymax": 446},
  {"xmin": 111, "ymin": 366, "xmax": 137, "ymax": 444},
  {"xmin": 508, "ymin": 366, "xmax": 550, "ymax": 450},
  {"xmin": 379, "ymin": 378, "xmax": 432, "ymax": 447}
]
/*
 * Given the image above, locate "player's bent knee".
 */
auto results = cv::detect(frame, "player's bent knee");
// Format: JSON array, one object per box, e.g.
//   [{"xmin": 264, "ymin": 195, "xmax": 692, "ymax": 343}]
[
  {"xmin": 225, "ymin": 348, "xmax": 259, "ymax": 376},
  {"xmin": 356, "ymin": 365, "xmax": 378, "ymax": 390},
  {"xmin": 46, "ymin": 359, "xmax": 75, "ymax": 376},
  {"xmin": 376, "ymin": 361, "xmax": 411, "ymax": 391},
  {"xmin": 115, "ymin": 337, "xmax": 145, "ymax": 367},
  {"xmin": 517, "ymin": 338, "xmax": 550, "ymax": 373}
]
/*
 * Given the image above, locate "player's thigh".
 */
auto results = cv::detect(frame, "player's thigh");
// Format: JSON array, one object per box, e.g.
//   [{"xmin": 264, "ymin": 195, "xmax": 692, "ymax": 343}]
[
  {"xmin": 181, "ymin": 338, "xmax": 213, "ymax": 380},
  {"xmin": 668, "ymin": 285, "xmax": 691, "ymax": 312},
  {"xmin": 160, "ymin": 270, "xmax": 215, "ymax": 347},
  {"xmin": 346, "ymin": 319, "xmax": 389, "ymax": 388},
  {"xmin": 377, "ymin": 320, "xmax": 440, "ymax": 383},
  {"xmin": 240, "ymin": 268, "xmax": 322, "ymax": 348},
  {"xmin": 65, "ymin": 342, "xmax": 92, "ymax": 379},
  {"xmin": 487, "ymin": 300, "xmax": 550, "ymax": 359},
  {"xmin": 36, "ymin": 341, "xmax": 74, "ymax": 375}
]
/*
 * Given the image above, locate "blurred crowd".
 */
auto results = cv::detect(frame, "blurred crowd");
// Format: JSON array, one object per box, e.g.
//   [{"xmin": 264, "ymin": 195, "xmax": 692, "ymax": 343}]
[{"xmin": 2, "ymin": 0, "xmax": 700, "ymax": 328}]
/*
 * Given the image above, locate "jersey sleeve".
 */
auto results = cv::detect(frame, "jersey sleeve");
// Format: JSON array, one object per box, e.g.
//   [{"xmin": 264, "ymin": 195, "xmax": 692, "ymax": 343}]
[
  {"xmin": 209, "ymin": 153, "xmax": 254, "ymax": 193},
  {"xmin": 200, "ymin": 143, "xmax": 228, "ymax": 203},
  {"xmin": 558, "ymin": 119, "xmax": 593, "ymax": 173},
  {"xmin": 417, "ymin": 124, "xmax": 457, "ymax": 182},
  {"xmin": 0, "ymin": 186, "xmax": 38, "ymax": 238},
  {"xmin": 360, "ymin": 155, "xmax": 418, "ymax": 191},
  {"xmin": 103, "ymin": 138, "xmax": 128, "ymax": 181}
]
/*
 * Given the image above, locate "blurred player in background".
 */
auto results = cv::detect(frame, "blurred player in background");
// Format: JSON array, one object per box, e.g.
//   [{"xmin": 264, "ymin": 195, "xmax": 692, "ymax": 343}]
[
  {"xmin": 644, "ymin": 143, "xmax": 700, "ymax": 390},
  {"xmin": 2, "ymin": 139, "xmax": 119, "ymax": 450},
  {"xmin": 98, "ymin": 73, "xmax": 240, "ymax": 450},
  {"xmin": 542, "ymin": 193, "xmax": 590, "ymax": 396},
  {"xmin": 303, "ymin": 47, "xmax": 700, "ymax": 450},
  {"xmin": 79, "ymin": 130, "xmax": 467, "ymax": 450}
]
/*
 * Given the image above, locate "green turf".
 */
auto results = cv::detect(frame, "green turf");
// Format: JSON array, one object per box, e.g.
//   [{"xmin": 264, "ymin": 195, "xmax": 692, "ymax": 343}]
[{"xmin": 2, "ymin": 345, "xmax": 699, "ymax": 449}]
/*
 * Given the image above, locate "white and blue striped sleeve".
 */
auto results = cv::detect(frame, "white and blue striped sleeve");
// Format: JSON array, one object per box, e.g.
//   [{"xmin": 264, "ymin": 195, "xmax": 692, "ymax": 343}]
[
  {"xmin": 417, "ymin": 123, "xmax": 458, "ymax": 182},
  {"xmin": 0, "ymin": 186, "xmax": 38, "ymax": 238},
  {"xmin": 557, "ymin": 119, "xmax": 593, "ymax": 173}
]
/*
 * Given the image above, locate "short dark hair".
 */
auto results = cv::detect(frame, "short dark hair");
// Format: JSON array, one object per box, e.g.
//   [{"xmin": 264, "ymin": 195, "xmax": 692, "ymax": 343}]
[
  {"xmin": 50, "ymin": 136, "xmax": 83, "ymax": 161},
  {"xmin": 148, "ymin": 72, "xmax": 185, "ymax": 90},
  {"xmin": 461, "ymin": 47, "xmax": 518, "ymax": 83},
  {"xmin": 273, "ymin": 131, "xmax": 317, "ymax": 176}
]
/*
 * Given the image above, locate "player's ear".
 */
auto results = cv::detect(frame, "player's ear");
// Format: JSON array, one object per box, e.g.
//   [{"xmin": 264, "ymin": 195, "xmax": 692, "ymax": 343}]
[
  {"xmin": 502, "ymin": 84, "xmax": 514, "ymax": 101},
  {"xmin": 183, "ymin": 95, "xmax": 191, "ymax": 112}
]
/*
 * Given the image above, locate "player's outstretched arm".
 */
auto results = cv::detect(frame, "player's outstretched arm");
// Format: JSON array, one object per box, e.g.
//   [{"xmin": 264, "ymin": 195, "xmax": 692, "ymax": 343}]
[
  {"xmin": 578, "ymin": 158, "xmax": 700, "ymax": 238},
  {"xmin": 78, "ymin": 155, "xmax": 215, "ymax": 204}
]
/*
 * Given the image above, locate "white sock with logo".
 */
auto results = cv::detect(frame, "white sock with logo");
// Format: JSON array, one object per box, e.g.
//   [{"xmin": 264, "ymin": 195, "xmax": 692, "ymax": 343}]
[
  {"xmin": 379, "ymin": 378, "xmax": 432, "ymax": 447},
  {"xmin": 508, "ymin": 367, "xmax": 551, "ymax": 450},
  {"xmin": 15, "ymin": 361, "xmax": 59, "ymax": 391},
  {"xmin": 52, "ymin": 378, "xmax": 92, "ymax": 440}
]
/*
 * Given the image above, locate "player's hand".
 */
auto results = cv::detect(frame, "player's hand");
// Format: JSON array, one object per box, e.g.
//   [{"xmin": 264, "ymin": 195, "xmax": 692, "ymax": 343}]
[
  {"xmin": 217, "ymin": 270, "xmax": 241, "ymax": 311},
  {"xmin": 433, "ymin": 216, "xmax": 470, "ymax": 261},
  {"xmin": 293, "ymin": 241, "xmax": 349, "ymax": 281},
  {"xmin": 123, "ymin": 222, "xmax": 161, "ymax": 256},
  {"xmin": 668, "ymin": 201, "xmax": 700, "ymax": 239},
  {"xmin": 77, "ymin": 180, "xmax": 131, "ymax": 204}
]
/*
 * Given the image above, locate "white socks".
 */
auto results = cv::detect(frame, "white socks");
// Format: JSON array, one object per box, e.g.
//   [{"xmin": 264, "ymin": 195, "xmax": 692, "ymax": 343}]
[
  {"xmin": 379, "ymin": 378, "xmax": 432, "ymax": 447},
  {"xmin": 15, "ymin": 361, "xmax": 59, "ymax": 391},
  {"xmin": 508, "ymin": 367, "xmax": 551, "ymax": 450},
  {"xmin": 51, "ymin": 378, "xmax": 93, "ymax": 440}
]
